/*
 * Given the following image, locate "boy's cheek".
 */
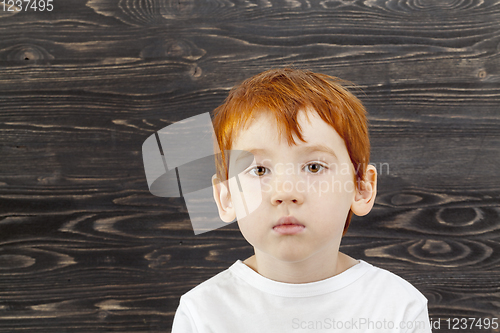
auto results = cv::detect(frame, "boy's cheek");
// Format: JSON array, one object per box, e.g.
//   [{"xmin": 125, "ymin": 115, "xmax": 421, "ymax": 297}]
[{"xmin": 228, "ymin": 177, "xmax": 263, "ymax": 220}]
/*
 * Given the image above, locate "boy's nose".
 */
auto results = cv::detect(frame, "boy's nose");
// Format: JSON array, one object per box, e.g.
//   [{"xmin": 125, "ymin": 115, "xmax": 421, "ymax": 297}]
[{"xmin": 269, "ymin": 175, "xmax": 305, "ymax": 205}]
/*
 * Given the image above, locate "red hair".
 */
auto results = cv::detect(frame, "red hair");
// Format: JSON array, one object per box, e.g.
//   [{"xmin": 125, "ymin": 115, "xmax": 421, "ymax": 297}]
[{"xmin": 212, "ymin": 68, "xmax": 370, "ymax": 234}]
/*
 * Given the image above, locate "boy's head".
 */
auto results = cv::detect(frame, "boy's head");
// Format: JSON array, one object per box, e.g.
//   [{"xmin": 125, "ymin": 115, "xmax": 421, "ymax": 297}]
[{"xmin": 211, "ymin": 68, "xmax": 375, "ymax": 236}]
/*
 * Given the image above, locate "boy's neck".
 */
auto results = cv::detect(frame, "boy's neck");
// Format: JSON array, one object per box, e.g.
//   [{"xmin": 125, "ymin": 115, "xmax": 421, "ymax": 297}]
[{"xmin": 243, "ymin": 250, "xmax": 359, "ymax": 284}]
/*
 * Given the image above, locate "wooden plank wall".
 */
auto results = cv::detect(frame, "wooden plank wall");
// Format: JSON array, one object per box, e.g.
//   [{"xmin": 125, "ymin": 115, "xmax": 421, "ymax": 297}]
[{"xmin": 1, "ymin": 0, "xmax": 499, "ymax": 332}]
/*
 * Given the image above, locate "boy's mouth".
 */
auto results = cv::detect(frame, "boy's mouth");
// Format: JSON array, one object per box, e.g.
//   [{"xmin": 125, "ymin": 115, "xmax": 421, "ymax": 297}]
[{"xmin": 273, "ymin": 216, "xmax": 305, "ymax": 235}]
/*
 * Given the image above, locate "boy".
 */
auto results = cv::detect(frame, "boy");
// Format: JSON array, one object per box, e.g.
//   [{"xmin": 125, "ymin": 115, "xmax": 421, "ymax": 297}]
[{"xmin": 171, "ymin": 68, "xmax": 432, "ymax": 332}]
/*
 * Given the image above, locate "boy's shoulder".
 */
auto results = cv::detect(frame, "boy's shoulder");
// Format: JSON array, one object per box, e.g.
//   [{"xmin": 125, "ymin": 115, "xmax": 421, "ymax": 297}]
[
  {"xmin": 185, "ymin": 263, "xmax": 237, "ymax": 294},
  {"xmin": 178, "ymin": 260, "xmax": 244, "ymax": 308},
  {"xmin": 360, "ymin": 261, "xmax": 428, "ymax": 304}
]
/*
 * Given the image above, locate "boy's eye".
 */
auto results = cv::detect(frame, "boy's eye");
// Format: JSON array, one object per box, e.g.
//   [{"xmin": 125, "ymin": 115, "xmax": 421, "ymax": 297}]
[
  {"xmin": 305, "ymin": 163, "xmax": 326, "ymax": 174},
  {"xmin": 249, "ymin": 166, "xmax": 268, "ymax": 177}
]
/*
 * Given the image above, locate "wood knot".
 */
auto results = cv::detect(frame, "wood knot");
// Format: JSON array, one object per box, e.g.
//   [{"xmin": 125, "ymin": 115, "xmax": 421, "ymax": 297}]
[
  {"xmin": 140, "ymin": 39, "xmax": 205, "ymax": 60},
  {"xmin": 421, "ymin": 240, "xmax": 452, "ymax": 255},
  {"xmin": 391, "ymin": 193, "xmax": 423, "ymax": 206},
  {"xmin": 6, "ymin": 44, "xmax": 54, "ymax": 62},
  {"xmin": 191, "ymin": 66, "xmax": 202, "ymax": 78},
  {"xmin": 437, "ymin": 207, "xmax": 482, "ymax": 227}
]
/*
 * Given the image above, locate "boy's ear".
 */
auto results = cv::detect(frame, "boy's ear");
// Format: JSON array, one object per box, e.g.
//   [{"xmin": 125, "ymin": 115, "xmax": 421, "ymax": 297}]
[
  {"xmin": 350, "ymin": 165, "xmax": 377, "ymax": 217},
  {"xmin": 212, "ymin": 175, "xmax": 236, "ymax": 223}
]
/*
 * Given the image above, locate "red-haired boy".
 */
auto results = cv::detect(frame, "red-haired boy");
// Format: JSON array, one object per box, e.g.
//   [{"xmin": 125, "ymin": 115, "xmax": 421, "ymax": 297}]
[{"xmin": 172, "ymin": 68, "xmax": 432, "ymax": 332}]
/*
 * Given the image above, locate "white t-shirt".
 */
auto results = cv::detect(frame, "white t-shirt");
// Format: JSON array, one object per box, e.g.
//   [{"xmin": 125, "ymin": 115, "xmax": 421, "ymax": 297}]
[{"xmin": 171, "ymin": 260, "xmax": 432, "ymax": 333}]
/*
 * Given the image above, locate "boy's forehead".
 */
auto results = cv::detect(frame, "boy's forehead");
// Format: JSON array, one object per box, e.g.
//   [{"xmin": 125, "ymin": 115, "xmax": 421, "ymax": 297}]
[
  {"xmin": 231, "ymin": 109, "xmax": 310, "ymax": 146},
  {"xmin": 230, "ymin": 111, "xmax": 347, "ymax": 162},
  {"xmin": 232, "ymin": 110, "xmax": 340, "ymax": 148}
]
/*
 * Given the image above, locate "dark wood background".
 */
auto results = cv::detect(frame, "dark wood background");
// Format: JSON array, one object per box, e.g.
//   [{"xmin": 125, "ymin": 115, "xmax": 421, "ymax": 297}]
[{"xmin": 1, "ymin": 0, "xmax": 499, "ymax": 332}]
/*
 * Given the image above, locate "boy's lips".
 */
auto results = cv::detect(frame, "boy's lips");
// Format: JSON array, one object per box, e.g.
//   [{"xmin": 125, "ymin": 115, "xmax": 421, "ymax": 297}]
[{"xmin": 273, "ymin": 216, "xmax": 305, "ymax": 235}]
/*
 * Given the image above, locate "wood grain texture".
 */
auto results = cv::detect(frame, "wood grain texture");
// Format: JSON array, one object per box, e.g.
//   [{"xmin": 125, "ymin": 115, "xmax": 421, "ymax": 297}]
[{"xmin": 0, "ymin": 0, "xmax": 499, "ymax": 331}]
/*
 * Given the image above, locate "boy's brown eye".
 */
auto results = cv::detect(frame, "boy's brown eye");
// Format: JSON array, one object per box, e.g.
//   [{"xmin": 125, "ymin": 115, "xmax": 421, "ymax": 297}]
[
  {"xmin": 255, "ymin": 166, "xmax": 266, "ymax": 176},
  {"xmin": 307, "ymin": 163, "xmax": 323, "ymax": 173},
  {"xmin": 248, "ymin": 166, "xmax": 268, "ymax": 177}
]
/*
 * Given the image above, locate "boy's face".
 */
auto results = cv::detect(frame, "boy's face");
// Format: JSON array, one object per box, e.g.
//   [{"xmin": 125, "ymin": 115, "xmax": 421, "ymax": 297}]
[{"xmin": 215, "ymin": 109, "xmax": 374, "ymax": 264}]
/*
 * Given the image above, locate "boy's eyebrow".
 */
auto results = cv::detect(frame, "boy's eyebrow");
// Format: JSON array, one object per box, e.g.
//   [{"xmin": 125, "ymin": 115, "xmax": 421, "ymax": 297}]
[
  {"xmin": 301, "ymin": 144, "xmax": 339, "ymax": 158},
  {"xmin": 236, "ymin": 144, "xmax": 338, "ymax": 160}
]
